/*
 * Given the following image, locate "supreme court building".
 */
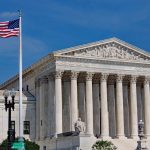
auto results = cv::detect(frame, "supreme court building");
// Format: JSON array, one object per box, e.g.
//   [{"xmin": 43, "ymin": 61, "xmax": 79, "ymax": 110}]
[{"xmin": 0, "ymin": 37, "xmax": 150, "ymax": 149}]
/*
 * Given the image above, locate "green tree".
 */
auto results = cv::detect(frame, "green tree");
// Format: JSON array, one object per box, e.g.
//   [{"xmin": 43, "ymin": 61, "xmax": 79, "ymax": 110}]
[
  {"xmin": 92, "ymin": 140, "xmax": 117, "ymax": 150},
  {"xmin": 0, "ymin": 139, "xmax": 39, "ymax": 150}
]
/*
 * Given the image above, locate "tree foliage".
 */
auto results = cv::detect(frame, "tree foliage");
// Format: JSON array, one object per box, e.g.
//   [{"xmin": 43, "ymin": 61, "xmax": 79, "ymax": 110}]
[
  {"xmin": 0, "ymin": 138, "xmax": 39, "ymax": 150},
  {"xmin": 92, "ymin": 140, "xmax": 117, "ymax": 150}
]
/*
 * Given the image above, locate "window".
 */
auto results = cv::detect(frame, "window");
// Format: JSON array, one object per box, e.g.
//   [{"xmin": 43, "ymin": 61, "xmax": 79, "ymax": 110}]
[
  {"xmin": 24, "ymin": 121, "xmax": 30, "ymax": 134},
  {"xmin": 11, "ymin": 121, "xmax": 15, "ymax": 131}
]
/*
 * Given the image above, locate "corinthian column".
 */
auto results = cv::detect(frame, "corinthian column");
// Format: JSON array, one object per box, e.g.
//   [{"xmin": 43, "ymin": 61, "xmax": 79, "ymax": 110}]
[
  {"xmin": 144, "ymin": 77, "xmax": 150, "ymax": 138},
  {"xmin": 116, "ymin": 74, "xmax": 125, "ymax": 138},
  {"xmin": 35, "ymin": 79, "xmax": 40, "ymax": 140},
  {"xmin": 55, "ymin": 71, "xmax": 63, "ymax": 135},
  {"xmin": 39, "ymin": 77, "xmax": 48, "ymax": 139},
  {"xmin": 47, "ymin": 75, "xmax": 55, "ymax": 137},
  {"xmin": 130, "ymin": 75, "xmax": 138, "ymax": 139},
  {"xmin": 71, "ymin": 71, "xmax": 79, "ymax": 131},
  {"xmin": 86, "ymin": 72, "xmax": 94, "ymax": 135},
  {"xmin": 100, "ymin": 73, "xmax": 109, "ymax": 138}
]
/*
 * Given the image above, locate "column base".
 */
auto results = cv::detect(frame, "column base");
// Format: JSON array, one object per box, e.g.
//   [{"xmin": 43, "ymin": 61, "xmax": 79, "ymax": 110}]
[
  {"xmin": 45, "ymin": 135, "xmax": 54, "ymax": 140},
  {"xmin": 35, "ymin": 137, "xmax": 40, "ymax": 141},
  {"xmin": 100, "ymin": 136, "xmax": 111, "ymax": 140},
  {"xmin": 145, "ymin": 134, "xmax": 150, "ymax": 139},
  {"xmin": 116, "ymin": 135, "xmax": 127, "ymax": 139},
  {"xmin": 130, "ymin": 135, "xmax": 139, "ymax": 140},
  {"xmin": 40, "ymin": 137, "xmax": 45, "ymax": 141},
  {"xmin": 54, "ymin": 133, "xmax": 58, "ymax": 138}
]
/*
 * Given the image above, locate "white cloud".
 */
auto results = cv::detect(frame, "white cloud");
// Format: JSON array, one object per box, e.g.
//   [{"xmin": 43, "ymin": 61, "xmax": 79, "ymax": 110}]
[
  {"xmin": 0, "ymin": 36, "xmax": 48, "ymax": 59},
  {"xmin": 47, "ymin": 1, "xmax": 150, "ymax": 30},
  {"xmin": 0, "ymin": 12, "xmax": 18, "ymax": 20}
]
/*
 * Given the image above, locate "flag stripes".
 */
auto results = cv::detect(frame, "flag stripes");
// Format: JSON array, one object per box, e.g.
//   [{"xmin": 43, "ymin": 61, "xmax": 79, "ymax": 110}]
[{"xmin": 0, "ymin": 19, "xmax": 19, "ymax": 38}]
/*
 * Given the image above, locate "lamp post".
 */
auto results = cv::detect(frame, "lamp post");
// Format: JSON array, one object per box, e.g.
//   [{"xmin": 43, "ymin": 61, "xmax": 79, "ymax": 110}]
[
  {"xmin": 3, "ymin": 89, "xmax": 16, "ymax": 150},
  {"xmin": 137, "ymin": 120, "xmax": 148, "ymax": 150},
  {"xmin": 138, "ymin": 120, "xmax": 144, "ymax": 140}
]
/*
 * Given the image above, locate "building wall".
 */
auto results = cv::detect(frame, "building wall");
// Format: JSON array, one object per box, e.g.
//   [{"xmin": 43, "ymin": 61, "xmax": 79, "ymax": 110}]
[{"xmin": 0, "ymin": 95, "xmax": 36, "ymax": 143}]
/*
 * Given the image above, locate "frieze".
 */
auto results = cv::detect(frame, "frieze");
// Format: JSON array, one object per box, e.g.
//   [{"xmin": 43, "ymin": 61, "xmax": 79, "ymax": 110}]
[
  {"xmin": 56, "ymin": 56, "xmax": 150, "ymax": 69},
  {"xmin": 56, "ymin": 59, "xmax": 150, "ymax": 77}
]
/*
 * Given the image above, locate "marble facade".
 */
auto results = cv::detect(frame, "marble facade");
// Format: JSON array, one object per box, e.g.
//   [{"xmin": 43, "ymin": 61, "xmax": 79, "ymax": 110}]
[
  {"xmin": 35, "ymin": 72, "xmax": 150, "ymax": 139},
  {"xmin": 0, "ymin": 91, "xmax": 36, "ymax": 142},
  {"xmin": 1, "ymin": 37, "xmax": 150, "ymax": 149}
]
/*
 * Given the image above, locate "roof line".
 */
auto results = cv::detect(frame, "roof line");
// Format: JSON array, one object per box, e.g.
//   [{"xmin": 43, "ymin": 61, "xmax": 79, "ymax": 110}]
[
  {"xmin": 54, "ymin": 37, "xmax": 150, "ymax": 57},
  {"xmin": 1, "ymin": 37, "xmax": 150, "ymax": 88}
]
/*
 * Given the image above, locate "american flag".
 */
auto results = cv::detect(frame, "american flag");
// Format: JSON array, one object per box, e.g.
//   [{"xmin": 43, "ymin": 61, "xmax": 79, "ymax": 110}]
[{"xmin": 0, "ymin": 19, "xmax": 19, "ymax": 38}]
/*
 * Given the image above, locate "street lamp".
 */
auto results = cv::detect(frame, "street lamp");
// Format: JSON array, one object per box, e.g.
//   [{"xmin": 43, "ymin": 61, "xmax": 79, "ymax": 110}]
[
  {"xmin": 137, "ymin": 120, "xmax": 148, "ymax": 150},
  {"xmin": 138, "ymin": 120, "xmax": 144, "ymax": 140},
  {"xmin": 3, "ymin": 89, "xmax": 16, "ymax": 150}
]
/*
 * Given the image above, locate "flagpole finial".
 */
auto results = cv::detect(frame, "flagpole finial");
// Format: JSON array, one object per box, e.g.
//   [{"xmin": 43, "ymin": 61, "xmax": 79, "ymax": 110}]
[{"xmin": 18, "ymin": 10, "xmax": 21, "ymax": 17}]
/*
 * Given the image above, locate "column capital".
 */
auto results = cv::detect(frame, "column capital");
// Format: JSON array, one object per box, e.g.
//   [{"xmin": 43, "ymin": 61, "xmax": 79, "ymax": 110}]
[
  {"xmin": 47, "ymin": 74, "xmax": 54, "ymax": 81},
  {"xmin": 35, "ymin": 78, "xmax": 40, "ymax": 87},
  {"xmin": 71, "ymin": 71, "xmax": 79, "ymax": 80},
  {"xmin": 86, "ymin": 72, "xmax": 94, "ymax": 81},
  {"xmin": 116, "ymin": 74, "xmax": 124, "ymax": 83},
  {"xmin": 40, "ymin": 77, "xmax": 48, "ymax": 84},
  {"xmin": 130, "ymin": 75, "xmax": 138, "ymax": 84},
  {"xmin": 54, "ymin": 71, "xmax": 63, "ymax": 79},
  {"xmin": 100, "ymin": 73, "xmax": 109, "ymax": 81},
  {"xmin": 144, "ymin": 76, "xmax": 150, "ymax": 85}
]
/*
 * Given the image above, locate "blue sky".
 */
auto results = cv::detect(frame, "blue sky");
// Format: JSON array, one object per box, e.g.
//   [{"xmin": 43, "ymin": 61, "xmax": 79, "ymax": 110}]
[{"xmin": 0, "ymin": 0, "xmax": 150, "ymax": 84}]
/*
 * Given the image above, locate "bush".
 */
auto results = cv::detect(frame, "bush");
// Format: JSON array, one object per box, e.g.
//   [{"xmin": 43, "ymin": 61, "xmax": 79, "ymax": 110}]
[
  {"xmin": 0, "ymin": 139, "xmax": 7, "ymax": 150},
  {"xmin": 0, "ymin": 138, "xmax": 39, "ymax": 150},
  {"xmin": 25, "ymin": 139, "xmax": 39, "ymax": 150},
  {"xmin": 92, "ymin": 140, "xmax": 117, "ymax": 150}
]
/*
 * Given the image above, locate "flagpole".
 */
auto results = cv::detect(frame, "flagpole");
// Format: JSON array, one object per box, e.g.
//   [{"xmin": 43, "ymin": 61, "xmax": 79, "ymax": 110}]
[{"xmin": 19, "ymin": 10, "xmax": 23, "ymax": 139}]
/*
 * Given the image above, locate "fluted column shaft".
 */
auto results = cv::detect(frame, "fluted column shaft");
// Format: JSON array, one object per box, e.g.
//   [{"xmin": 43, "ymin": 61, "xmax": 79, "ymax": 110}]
[
  {"xmin": 130, "ymin": 76, "xmax": 138, "ymax": 138},
  {"xmin": 86, "ymin": 72, "xmax": 94, "ymax": 135},
  {"xmin": 55, "ymin": 71, "xmax": 63, "ymax": 135},
  {"xmin": 100, "ymin": 73, "xmax": 109, "ymax": 138},
  {"xmin": 116, "ymin": 75, "xmax": 125, "ymax": 138},
  {"xmin": 35, "ymin": 79, "xmax": 40, "ymax": 140},
  {"xmin": 47, "ymin": 75, "xmax": 55, "ymax": 137},
  {"xmin": 71, "ymin": 71, "xmax": 78, "ymax": 131},
  {"xmin": 39, "ymin": 77, "xmax": 48, "ymax": 139},
  {"xmin": 144, "ymin": 77, "xmax": 150, "ymax": 138},
  {"xmin": 39, "ymin": 79, "xmax": 43, "ymax": 139}
]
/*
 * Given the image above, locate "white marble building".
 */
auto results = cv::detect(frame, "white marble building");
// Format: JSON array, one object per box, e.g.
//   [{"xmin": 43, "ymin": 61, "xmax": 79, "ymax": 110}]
[
  {"xmin": 0, "ymin": 91, "xmax": 36, "ymax": 142},
  {"xmin": 1, "ymin": 37, "xmax": 150, "ymax": 149}
]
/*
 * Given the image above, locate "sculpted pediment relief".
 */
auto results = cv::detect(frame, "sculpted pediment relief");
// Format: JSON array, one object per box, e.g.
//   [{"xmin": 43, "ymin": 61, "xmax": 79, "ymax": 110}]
[{"xmin": 61, "ymin": 42, "xmax": 150, "ymax": 62}]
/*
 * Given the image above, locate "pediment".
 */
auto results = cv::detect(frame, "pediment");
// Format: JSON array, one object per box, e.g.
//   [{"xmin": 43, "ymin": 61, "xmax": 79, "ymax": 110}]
[{"xmin": 54, "ymin": 38, "xmax": 150, "ymax": 63}]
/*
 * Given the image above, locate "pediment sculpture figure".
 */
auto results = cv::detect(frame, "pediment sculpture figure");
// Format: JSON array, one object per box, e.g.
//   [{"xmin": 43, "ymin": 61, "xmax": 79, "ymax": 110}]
[
  {"xmin": 74, "ymin": 118, "xmax": 86, "ymax": 134},
  {"xmin": 73, "ymin": 44, "xmax": 149, "ymax": 62}
]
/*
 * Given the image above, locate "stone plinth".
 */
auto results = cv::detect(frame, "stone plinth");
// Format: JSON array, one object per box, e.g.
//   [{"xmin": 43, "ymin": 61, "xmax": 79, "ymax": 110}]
[{"xmin": 37, "ymin": 133, "xmax": 96, "ymax": 150}]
